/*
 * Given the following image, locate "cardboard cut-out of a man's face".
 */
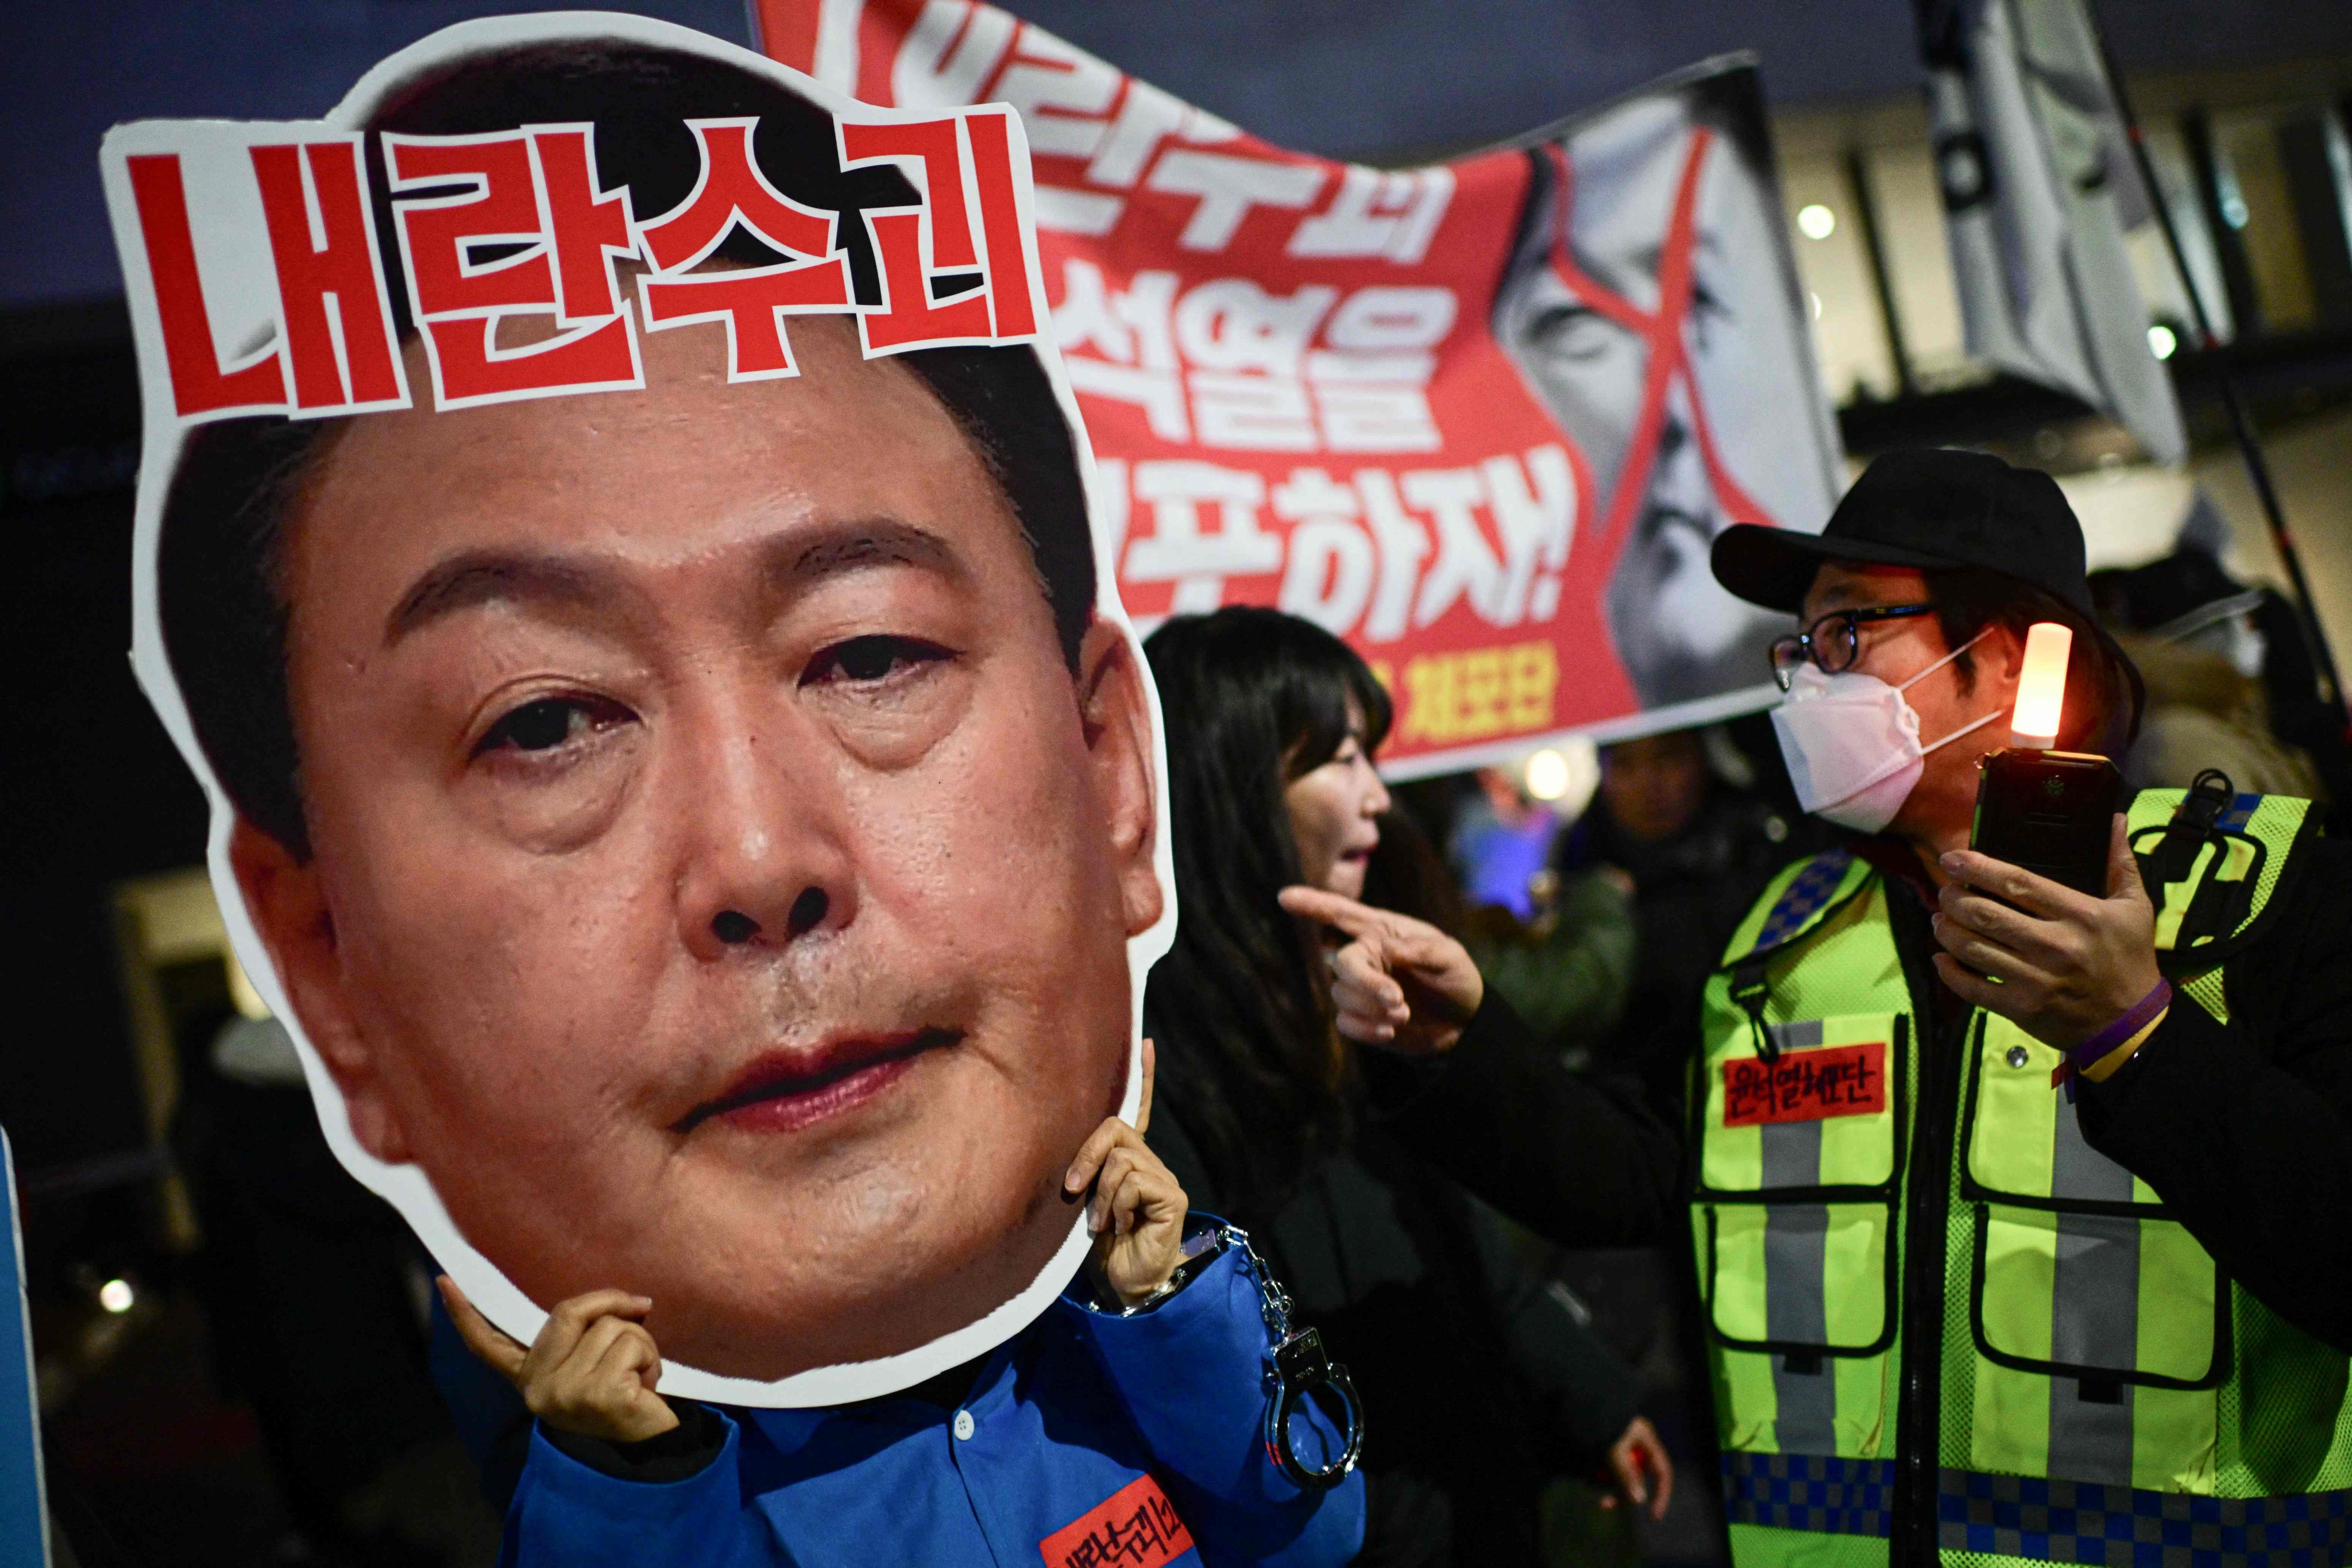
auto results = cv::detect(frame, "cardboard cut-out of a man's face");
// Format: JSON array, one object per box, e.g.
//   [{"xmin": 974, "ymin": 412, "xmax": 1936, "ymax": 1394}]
[{"xmin": 105, "ymin": 14, "xmax": 1172, "ymax": 1405}]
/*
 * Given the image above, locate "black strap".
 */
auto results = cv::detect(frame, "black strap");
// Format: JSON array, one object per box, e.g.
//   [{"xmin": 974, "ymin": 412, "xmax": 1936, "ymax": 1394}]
[
  {"xmin": 1731, "ymin": 958, "xmax": 1775, "ymax": 1064},
  {"xmin": 2144, "ymin": 770, "xmax": 2233, "ymax": 891},
  {"xmin": 2142, "ymin": 770, "xmax": 2243, "ymax": 956}
]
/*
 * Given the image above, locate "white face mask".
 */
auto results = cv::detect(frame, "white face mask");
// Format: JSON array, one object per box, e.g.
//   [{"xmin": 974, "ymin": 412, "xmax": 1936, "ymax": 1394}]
[{"xmin": 1771, "ymin": 628, "xmax": 2000, "ymax": 833}]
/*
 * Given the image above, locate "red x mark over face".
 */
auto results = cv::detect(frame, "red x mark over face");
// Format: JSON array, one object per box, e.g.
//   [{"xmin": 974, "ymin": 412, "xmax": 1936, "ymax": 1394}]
[{"xmin": 1542, "ymin": 129, "xmax": 1783, "ymax": 586}]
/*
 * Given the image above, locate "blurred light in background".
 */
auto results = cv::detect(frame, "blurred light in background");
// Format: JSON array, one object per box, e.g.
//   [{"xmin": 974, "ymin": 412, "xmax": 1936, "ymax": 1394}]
[
  {"xmin": 98, "ymin": 1279, "xmax": 134, "ymax": 1315},
  {"xmin": 1523, "ymin": 736, "xmax": 1600, "ymax": 817},
  {"xmin": 1525, "ymin": 748, "xmax": 1570, "ymax": 800},
  {"xmin": 2147, "ymin": 323, "xmax": 2178, "ymax": 360},
  {"xmin": 1797, "ymin": 202, "xmax": 1839, "ymax": 240}
]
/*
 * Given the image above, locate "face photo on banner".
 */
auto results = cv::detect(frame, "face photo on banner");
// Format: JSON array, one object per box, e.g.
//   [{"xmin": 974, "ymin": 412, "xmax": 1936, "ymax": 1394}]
[
  {"xmin": 102, "ymin": 14, "xmax": 1173, "ymax": 1405},
  {"xmin": 1493, "ymin": 67, "xmax": 1844, "ymax": 711}
]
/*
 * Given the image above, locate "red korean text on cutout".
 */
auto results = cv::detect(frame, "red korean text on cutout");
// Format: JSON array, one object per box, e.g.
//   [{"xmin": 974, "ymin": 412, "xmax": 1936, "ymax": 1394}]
[
  {"xmin": 839, "ymin": 108, "xmax": 1038, "ymax": 354},
  {"xmin": 125, "ymin": 152, "xmax": 290, "ymax": 418},
  {"xmin": 384, "ymin": 127, "xmax": 643, "ymax": 407},
  {"xmin": 123, "ymin": 140, "xmax": 410, "ymax": 420},
  {"xmin": 634, "ymin": 118, "xmax": 853, "ymax": 379}
]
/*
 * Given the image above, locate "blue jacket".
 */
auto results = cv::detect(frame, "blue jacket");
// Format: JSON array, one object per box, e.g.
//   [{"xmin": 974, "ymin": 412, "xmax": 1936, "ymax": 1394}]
[{"xmin": 499, "ymin": 1241, "xmax": 1365, "ymax": 1566}]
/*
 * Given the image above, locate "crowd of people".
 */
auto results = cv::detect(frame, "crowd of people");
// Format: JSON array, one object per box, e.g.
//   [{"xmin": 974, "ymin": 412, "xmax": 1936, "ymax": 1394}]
[
  {"xmin": 343, "ymin": 448, "xmax": 2341, "ymax": 1568},
  {"xmin": 128, "ymin": 422, "xmax": 2352, "ymax": 1568},
  {"xmin": 144, "ymin": 440, "xmax": 2352, "ymax": 1567},
  {"xmin": 97, "ymin": 40, "xmax": 2352, "ymax": 1564},
  {"xmin": 49, "ymin": 11, "xmax": 2352, "ymax": 1564}
]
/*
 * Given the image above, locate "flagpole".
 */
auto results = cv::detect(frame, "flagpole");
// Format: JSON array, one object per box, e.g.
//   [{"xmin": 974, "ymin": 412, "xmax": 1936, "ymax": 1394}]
[{"xmin": 2084, "ymin": 0, "xmax": 2349, "ymax": 721}]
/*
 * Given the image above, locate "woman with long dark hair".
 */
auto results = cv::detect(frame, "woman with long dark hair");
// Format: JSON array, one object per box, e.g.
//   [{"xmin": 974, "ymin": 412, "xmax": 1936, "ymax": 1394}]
[{"xmin": 1142, "ymin": 607, "xmax": 1682, "ymax": 1565}]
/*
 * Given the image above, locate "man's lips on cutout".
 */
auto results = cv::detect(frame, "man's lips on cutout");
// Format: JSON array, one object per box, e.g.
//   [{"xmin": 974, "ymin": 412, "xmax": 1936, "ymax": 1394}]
[{"xmin": 675, "ymin": 1028, "xmax": 961, "ymax": 1136}]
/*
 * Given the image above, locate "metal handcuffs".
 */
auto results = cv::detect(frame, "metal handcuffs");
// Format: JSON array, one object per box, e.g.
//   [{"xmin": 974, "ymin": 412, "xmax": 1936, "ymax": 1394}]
[{"xmin": 1223, "ymin": 1223, "xmax": 1364, "ymax": 1492}]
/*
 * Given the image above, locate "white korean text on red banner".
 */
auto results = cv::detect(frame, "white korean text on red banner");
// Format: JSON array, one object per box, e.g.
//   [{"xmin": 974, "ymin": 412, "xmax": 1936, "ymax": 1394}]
[{"xmin": 758, "ymin": 0, "xmax": 1847, "ymax": 773}]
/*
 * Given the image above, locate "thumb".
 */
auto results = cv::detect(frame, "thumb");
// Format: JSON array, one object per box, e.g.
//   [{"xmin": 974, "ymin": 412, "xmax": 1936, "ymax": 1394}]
[{"xmin": 2105, "ymin": 813, "xmax": 2148, "ymax": 905}]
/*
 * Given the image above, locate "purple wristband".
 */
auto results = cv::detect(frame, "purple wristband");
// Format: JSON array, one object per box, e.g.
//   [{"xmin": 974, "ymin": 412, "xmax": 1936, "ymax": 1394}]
[{"xmin": 2053, "ymin": 978, "xmax": 2172, "ymax": 1100}]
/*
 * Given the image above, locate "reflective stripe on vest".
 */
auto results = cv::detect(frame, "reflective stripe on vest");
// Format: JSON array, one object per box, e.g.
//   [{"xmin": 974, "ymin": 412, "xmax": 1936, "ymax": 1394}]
[
  {"xmin": 1694, "ymin": 791, "xmax": 2351, "ymax": 1566},
  {"xmin": 1694, "ymin": 855, "xmax": 1903, "ymax": 1463},
  {"xmin": 1959, "ymin": 1009, "xmax": 2226, "ymax": 1492}
]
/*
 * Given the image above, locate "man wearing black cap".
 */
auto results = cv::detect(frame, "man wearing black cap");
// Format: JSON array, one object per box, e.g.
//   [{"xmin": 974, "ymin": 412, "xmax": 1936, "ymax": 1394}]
[{"xmin": 1686, "ymin": 448, "xmax": 2352, "ymax": 1568}]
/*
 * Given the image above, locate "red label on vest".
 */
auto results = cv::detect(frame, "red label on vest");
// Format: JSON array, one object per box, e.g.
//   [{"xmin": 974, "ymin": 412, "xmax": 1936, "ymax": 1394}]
[
  {"xmin": 1723, "ymin": 1042, "xmax": 1887, "ymax": 1126},
  {"xmin": 1040, "ymin": 1474, "xmax": 1194, "ymax": 1568}
]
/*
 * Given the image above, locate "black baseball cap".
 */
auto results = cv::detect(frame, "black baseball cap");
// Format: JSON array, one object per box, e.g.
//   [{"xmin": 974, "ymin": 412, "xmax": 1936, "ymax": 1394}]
[{"xmin": 1710, "ymin": 447, "xmax": 2094, "ymax": 617}]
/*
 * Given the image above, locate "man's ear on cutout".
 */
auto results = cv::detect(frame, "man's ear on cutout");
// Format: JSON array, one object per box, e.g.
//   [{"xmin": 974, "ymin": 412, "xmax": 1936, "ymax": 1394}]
[
  {"xmin": 1075, "ymin": 619, "xmax": 1164, "ymax": 937},
  {"xmin": 227, "ymin": 817, "xmax": 412, "ymax": 1164}
]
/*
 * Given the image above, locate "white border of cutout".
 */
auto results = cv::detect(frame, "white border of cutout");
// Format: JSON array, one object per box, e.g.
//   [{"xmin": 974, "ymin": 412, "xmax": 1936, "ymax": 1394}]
[{"xmin": 101, "ymin": 9, "xmax": 1175, "ymax": 1409}]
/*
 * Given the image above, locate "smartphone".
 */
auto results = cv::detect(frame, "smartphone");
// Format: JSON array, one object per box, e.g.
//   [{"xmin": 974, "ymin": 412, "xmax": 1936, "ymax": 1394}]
[{"xmin": 1968, "ymin": 749, "xmax": 2122, "ymax": 897}]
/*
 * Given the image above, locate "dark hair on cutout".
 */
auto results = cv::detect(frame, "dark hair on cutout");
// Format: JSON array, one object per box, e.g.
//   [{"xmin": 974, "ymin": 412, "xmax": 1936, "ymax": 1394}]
[
  {"xmin": 156, "ymin": 37, "xmax": 1093, "ymax": 860},
  {"xmin": 1926, "ymin": 567, "xmax": 2143, "ymax": 755},
  {"xmin": 1140, "ymin": 607, "xmax": 1393, "ymax": 1210}
]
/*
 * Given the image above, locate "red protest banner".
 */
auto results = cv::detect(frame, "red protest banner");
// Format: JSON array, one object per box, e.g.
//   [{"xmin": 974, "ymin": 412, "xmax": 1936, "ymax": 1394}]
[{"xmin": 753, "ymin": 0, "xmax": 1844, "ymax": 774}]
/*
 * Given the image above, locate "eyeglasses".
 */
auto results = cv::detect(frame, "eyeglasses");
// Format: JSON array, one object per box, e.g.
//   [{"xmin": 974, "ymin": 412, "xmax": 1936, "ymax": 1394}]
[{"xmin": 1768, "ymin": 604, "xmax": 1936, "ymax": 691}]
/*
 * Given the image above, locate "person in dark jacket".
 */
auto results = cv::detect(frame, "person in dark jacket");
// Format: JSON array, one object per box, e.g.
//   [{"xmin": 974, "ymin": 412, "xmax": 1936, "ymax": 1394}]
[
  {"xmin": 1141, "ymin": 607, "xmax": 1681, "ymax": 1565},
  {"xmin": 1555, "ymin": 728, "xmax": 1824, "ymax": 1116}
]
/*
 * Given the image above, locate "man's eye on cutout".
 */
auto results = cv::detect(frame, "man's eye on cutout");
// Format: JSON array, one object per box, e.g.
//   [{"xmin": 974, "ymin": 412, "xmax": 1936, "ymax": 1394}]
[
  {"xmin": 471, "ymin": 635, "xmax": 955, "ymax": 763},
  {"xmin": 804, "ymin": 634, "xmax": 955, "ymax": 688},
  {"xmin": 476, "ymin": 696, "xmax": 631, "ymax": 757}
]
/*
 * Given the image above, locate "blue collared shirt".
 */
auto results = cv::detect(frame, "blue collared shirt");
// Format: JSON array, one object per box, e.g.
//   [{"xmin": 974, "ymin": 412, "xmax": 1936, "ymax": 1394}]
[{"xmin": 500, "ymin": 1241, "xmax": 1365, "ymax": 1566}]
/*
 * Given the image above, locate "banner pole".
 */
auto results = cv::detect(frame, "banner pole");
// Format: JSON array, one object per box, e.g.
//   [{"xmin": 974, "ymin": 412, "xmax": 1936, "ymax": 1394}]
[{"xmin": 2084, "ymin": 0, "xmax": 2349, "ymax": 720}]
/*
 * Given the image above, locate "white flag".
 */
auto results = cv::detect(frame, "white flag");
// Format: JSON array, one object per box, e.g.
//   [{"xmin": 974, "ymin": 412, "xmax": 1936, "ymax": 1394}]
[{"xmin": 1922, "ymin": 0, "xmax": 2188, "ymax": 464}]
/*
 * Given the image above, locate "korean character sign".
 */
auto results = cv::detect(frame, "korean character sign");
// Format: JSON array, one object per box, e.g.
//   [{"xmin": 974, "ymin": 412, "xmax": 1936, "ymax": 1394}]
[
  {"xmin": 101, "ymin": 13, "xmax": 1178, "ymax": 1406},
  {"xmin": 758, "ymin": 0, "xmax": 1848, "ymax": 777}
]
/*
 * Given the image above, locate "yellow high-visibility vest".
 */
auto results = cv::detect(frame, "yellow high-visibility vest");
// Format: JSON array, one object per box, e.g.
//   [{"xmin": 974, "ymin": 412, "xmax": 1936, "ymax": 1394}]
[{"xmin": 1691, "ymin": 789, "xmax": 2351, "ymax": 1568}]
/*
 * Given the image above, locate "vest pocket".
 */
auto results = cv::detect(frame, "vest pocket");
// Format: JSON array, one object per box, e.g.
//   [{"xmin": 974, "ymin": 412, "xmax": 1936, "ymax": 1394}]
[
  {"xmin": 1967, "ymin": 1206, "xmax": 2226, "ymax": 1389},
  {"xmin": 1960, "ymin": 1018, "xmax": 2227, "ymax": 1390},
  {"xmin": 1702, "ymin": 1202, "xmax": 1898, "ymax": 1358},
  {"xmin": 1693, "ymin": 1013, "xmax": 1906, "ymax": 1360}
]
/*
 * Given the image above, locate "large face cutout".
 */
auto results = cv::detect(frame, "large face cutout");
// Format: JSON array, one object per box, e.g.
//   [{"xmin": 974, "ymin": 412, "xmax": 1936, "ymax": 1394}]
[
  {"xmin": 107, "ymin": 17, "xmax": 1172, "ymax": 1405},
  {"xmin": 1495, "ymin": 84, "xmax": 1843, "ymax": 710}
]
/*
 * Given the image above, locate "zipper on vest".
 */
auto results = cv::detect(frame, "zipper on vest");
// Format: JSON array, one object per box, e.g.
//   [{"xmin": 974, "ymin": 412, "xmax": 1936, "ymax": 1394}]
[
  {"xmin": 1893, "ymin": 1017, "xmax": 1956, "ymax": 1567},
  {"xmin": 1889, "ymin": 920, "xmax": 1968, "ymax": 1568}
]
